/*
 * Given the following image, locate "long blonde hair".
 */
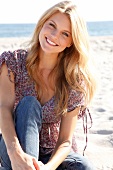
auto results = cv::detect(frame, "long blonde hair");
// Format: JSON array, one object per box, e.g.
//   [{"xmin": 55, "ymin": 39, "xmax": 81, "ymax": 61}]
[{"xmin": 26, "ymin": 0, "xmax": 96, "ymax": 115}]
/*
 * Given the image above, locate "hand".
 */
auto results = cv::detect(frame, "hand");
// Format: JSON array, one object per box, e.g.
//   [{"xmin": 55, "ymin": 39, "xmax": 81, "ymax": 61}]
[
  {"xmin": 10, "ymin": 150, "xmax": 40, "ymax": 170},
  {"xmin": 38, "ymin": 163, "xmax": 51, "ymax": 170},
  {"xmin": 33, "ymin": 160, "xmax": 44, "ymax": 170},
  {"xmin": 33, "ymin": 161, "xmax": 51, "ymax": 170}
]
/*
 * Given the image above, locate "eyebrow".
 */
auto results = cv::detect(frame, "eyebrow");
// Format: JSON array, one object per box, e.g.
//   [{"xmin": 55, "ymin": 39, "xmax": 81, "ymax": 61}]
[{"xmin": 49, "ymin": 20, "xmax": 71, "ymax": 35}]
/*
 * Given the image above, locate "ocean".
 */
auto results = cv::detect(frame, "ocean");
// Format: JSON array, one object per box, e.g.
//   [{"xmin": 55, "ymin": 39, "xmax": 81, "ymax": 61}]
[{"xmin": 0, "ymin": 21, "xmax": 113, "ymax": 38}]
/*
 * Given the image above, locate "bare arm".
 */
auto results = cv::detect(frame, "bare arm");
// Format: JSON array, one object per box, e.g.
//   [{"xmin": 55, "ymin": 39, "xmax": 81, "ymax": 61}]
[
  {"xmin": 0, "ymin": 63, "xmax": 18, "ymax": 152},
  {"xmin": 44, "ymin": 107, "xmax": 79, "ymax": 170},
  {"xmin": 0, "ymin": 63, "xmax": 39, "ymax": 170}
]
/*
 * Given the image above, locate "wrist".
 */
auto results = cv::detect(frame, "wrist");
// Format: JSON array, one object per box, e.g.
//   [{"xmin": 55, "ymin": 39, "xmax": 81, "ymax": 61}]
[
  {"xmin": 7, "ymin": 141, "xmax": 23, "ymax": 158},
  {"xmin": 44, "ymin": 163, "xmax": 54, "ymax": 170}
]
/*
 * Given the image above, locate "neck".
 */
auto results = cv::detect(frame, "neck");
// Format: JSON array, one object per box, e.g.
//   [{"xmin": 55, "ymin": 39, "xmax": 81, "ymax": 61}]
[{"xmin": 39, "ymin": 48, "xmax": 58, "ymax": 70}]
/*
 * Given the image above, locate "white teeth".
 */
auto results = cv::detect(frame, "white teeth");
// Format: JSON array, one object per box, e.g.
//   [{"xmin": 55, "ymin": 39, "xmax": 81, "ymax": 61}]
[{"xmin": 46, "ymin": 38, "xmax": 56, "ymax": 46}]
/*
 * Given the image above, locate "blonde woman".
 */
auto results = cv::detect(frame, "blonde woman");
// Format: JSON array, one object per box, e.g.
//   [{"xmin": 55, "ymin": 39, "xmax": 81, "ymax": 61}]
[{"xmin": 0, "ymin": 1, "xmax": 96, "ymax": 169}]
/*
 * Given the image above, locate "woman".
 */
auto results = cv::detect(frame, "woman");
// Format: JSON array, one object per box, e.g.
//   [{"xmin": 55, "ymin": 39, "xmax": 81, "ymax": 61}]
[{"xmin": 0, "ymin": 1, "xmax": 96, "ymax": 169}]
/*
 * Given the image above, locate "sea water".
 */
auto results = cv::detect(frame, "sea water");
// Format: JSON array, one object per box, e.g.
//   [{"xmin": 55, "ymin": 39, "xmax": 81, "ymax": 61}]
[{"xmin": 0, "ymin": 21, "xmax": 113, "ymax": 38}]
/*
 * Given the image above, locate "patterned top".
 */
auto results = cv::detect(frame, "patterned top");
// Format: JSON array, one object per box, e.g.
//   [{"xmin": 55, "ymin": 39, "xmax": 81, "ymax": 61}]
[{"xmin": 0, "ymin": 49, "xmax": 87, "ymax": 155}]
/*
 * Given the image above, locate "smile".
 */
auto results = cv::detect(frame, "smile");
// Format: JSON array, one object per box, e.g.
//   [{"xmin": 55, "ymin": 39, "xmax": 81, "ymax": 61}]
[{"xmin": 46, "ymin": 37, "xmax": 58, "ymax": 46}]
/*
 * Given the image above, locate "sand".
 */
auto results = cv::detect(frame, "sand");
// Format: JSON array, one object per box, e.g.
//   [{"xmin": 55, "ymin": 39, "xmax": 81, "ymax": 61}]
[
  {"xmin": 0, "ymin": 36, "xmax": 113, "ymax": 169},
  {"xmin": 76, "ymin": 36, "xmax": 113, "ymax": 169}
]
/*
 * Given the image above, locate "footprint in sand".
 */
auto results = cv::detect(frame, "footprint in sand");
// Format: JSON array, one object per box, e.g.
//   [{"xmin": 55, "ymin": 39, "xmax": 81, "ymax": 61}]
[{"xmin": 95, "ymin": 108, "xmax": 106, "ymax": 112}]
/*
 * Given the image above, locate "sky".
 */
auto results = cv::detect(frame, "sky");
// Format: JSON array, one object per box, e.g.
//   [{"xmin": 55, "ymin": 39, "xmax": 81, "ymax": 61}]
[{"xmin": 0, "ymin": 0, "xmax": 113, "ymax": 23}]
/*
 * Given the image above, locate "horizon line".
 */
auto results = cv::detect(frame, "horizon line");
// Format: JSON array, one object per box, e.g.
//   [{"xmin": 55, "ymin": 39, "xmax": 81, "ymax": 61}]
[{"xmin": 0, "ymin": 20, "xmax": 113, "ymax": 24}]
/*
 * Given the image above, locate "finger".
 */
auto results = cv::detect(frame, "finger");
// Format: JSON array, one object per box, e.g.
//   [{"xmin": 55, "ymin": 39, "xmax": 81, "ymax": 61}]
[{"xmin": 32, "ymin": 158, "xmax": 40, "ymax": 170}]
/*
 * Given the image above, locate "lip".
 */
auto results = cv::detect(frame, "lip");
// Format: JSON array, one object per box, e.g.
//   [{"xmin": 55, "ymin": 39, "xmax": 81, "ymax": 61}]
[{"xmin": 46, "ymin": 37, "xmax": 58, "ymax": 46}]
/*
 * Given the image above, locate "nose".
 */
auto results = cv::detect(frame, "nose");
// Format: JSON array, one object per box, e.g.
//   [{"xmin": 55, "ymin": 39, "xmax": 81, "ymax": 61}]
[{"xmin": 51, "ymin": 30, "xmax": 60, "ymax": 39}]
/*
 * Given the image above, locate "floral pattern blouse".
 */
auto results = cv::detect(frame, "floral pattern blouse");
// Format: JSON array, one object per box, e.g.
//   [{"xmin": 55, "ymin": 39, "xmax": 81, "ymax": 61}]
[{"xmin": 0, "ymin": 49, "xmax": 88, "ymax": 155}]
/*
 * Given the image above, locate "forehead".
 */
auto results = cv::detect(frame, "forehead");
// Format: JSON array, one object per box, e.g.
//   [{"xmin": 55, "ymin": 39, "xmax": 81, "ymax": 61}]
[{"xmin": 47, "ymin": 12, "xmax": 71, "ymax": 31}]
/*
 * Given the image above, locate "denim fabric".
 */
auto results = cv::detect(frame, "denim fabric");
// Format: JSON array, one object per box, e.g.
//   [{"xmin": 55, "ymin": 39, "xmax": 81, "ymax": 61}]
[
  {"xmin": 15, "ymin": 96, "xmax": 42, "ymax": 158},
  {"xmin": 59, "ymin": 152, "xmax": 95, "ymax": 170},
  {"xmin": 0, "ymin": 96, "xmax": 95, "ymax": 170},
  {"xmin": 0, "ymin": 167, "xmax": 6, "ymax": 170}
]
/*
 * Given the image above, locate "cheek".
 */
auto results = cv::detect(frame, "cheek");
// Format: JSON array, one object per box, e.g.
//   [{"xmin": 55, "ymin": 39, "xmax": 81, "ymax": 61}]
[
  {"xmin": 60, "ymin": 38, "xmax": 70, "ymax": 47},
  {"xmin": 39, "ymin": 28, "xmax": 45, "ymax": 42},
  {"xmin": 39, "ymin": 27, "xmax": 44, "ymax": 36},
  {"xmin": 40, "ymin": 25, "xmax": 50, "ymax": 35}
]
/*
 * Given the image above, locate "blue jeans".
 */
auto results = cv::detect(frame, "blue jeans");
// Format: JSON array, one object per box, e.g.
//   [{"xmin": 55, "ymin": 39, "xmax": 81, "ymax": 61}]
[{"xmin": 0, "ymin": 96, "xmax": 95, "ymax": 170}]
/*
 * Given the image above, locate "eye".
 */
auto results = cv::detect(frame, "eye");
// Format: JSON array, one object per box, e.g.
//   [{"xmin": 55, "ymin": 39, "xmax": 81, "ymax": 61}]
[
  {"xmin": 62, "ymin": 32, "xmax": 69, "ymax": 37},
  {"xmin": 49, "ymin": 22, "xmax": 55, "ymax": 28}
]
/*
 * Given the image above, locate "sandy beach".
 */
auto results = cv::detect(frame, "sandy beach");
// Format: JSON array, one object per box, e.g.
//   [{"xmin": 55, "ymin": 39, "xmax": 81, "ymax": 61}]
[{"xmin": 0, "ymin": 36, "xmax": 113, "ymax": 169}]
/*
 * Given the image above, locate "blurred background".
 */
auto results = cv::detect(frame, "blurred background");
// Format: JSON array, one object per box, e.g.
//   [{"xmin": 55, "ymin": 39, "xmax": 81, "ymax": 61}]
[{"xmin": 0, "ymin": 0, "xmax": 113, "ymax": 38}]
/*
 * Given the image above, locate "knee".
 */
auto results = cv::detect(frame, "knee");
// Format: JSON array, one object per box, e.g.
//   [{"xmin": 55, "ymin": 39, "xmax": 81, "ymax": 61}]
[
  {"xmin": 16, "ymin": 96, "xmax": 41, "ymax": 111},
  {"xmin": 15, "ymin": 96, "xmax": 42, "ymax": 122},
  {"xmin": 63, "ymin": 152, "xmax": 95, "ymax": 170},
  {"xmin": 18, "ymin": 96, "xmax": 41, "ymax": 108},
  {"xmin": 75, "ymin": 157, "xmax": 95, "ymax": 170}
]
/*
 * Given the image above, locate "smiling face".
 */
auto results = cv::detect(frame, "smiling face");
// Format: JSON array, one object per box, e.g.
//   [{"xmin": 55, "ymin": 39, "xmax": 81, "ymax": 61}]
[{"xmin": 39, "ymin": 12, "xmax": 72, "ymax": 55}]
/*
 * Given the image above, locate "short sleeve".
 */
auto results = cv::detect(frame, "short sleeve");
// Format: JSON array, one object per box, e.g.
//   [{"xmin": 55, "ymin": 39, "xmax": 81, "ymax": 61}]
[
  {"xmin": 0, "ymin": 49, "xmax": 27, "ymax": 82},
  {"xmin": 67, "ymin": 89, "xmax": 85, "ymax": 119}
]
